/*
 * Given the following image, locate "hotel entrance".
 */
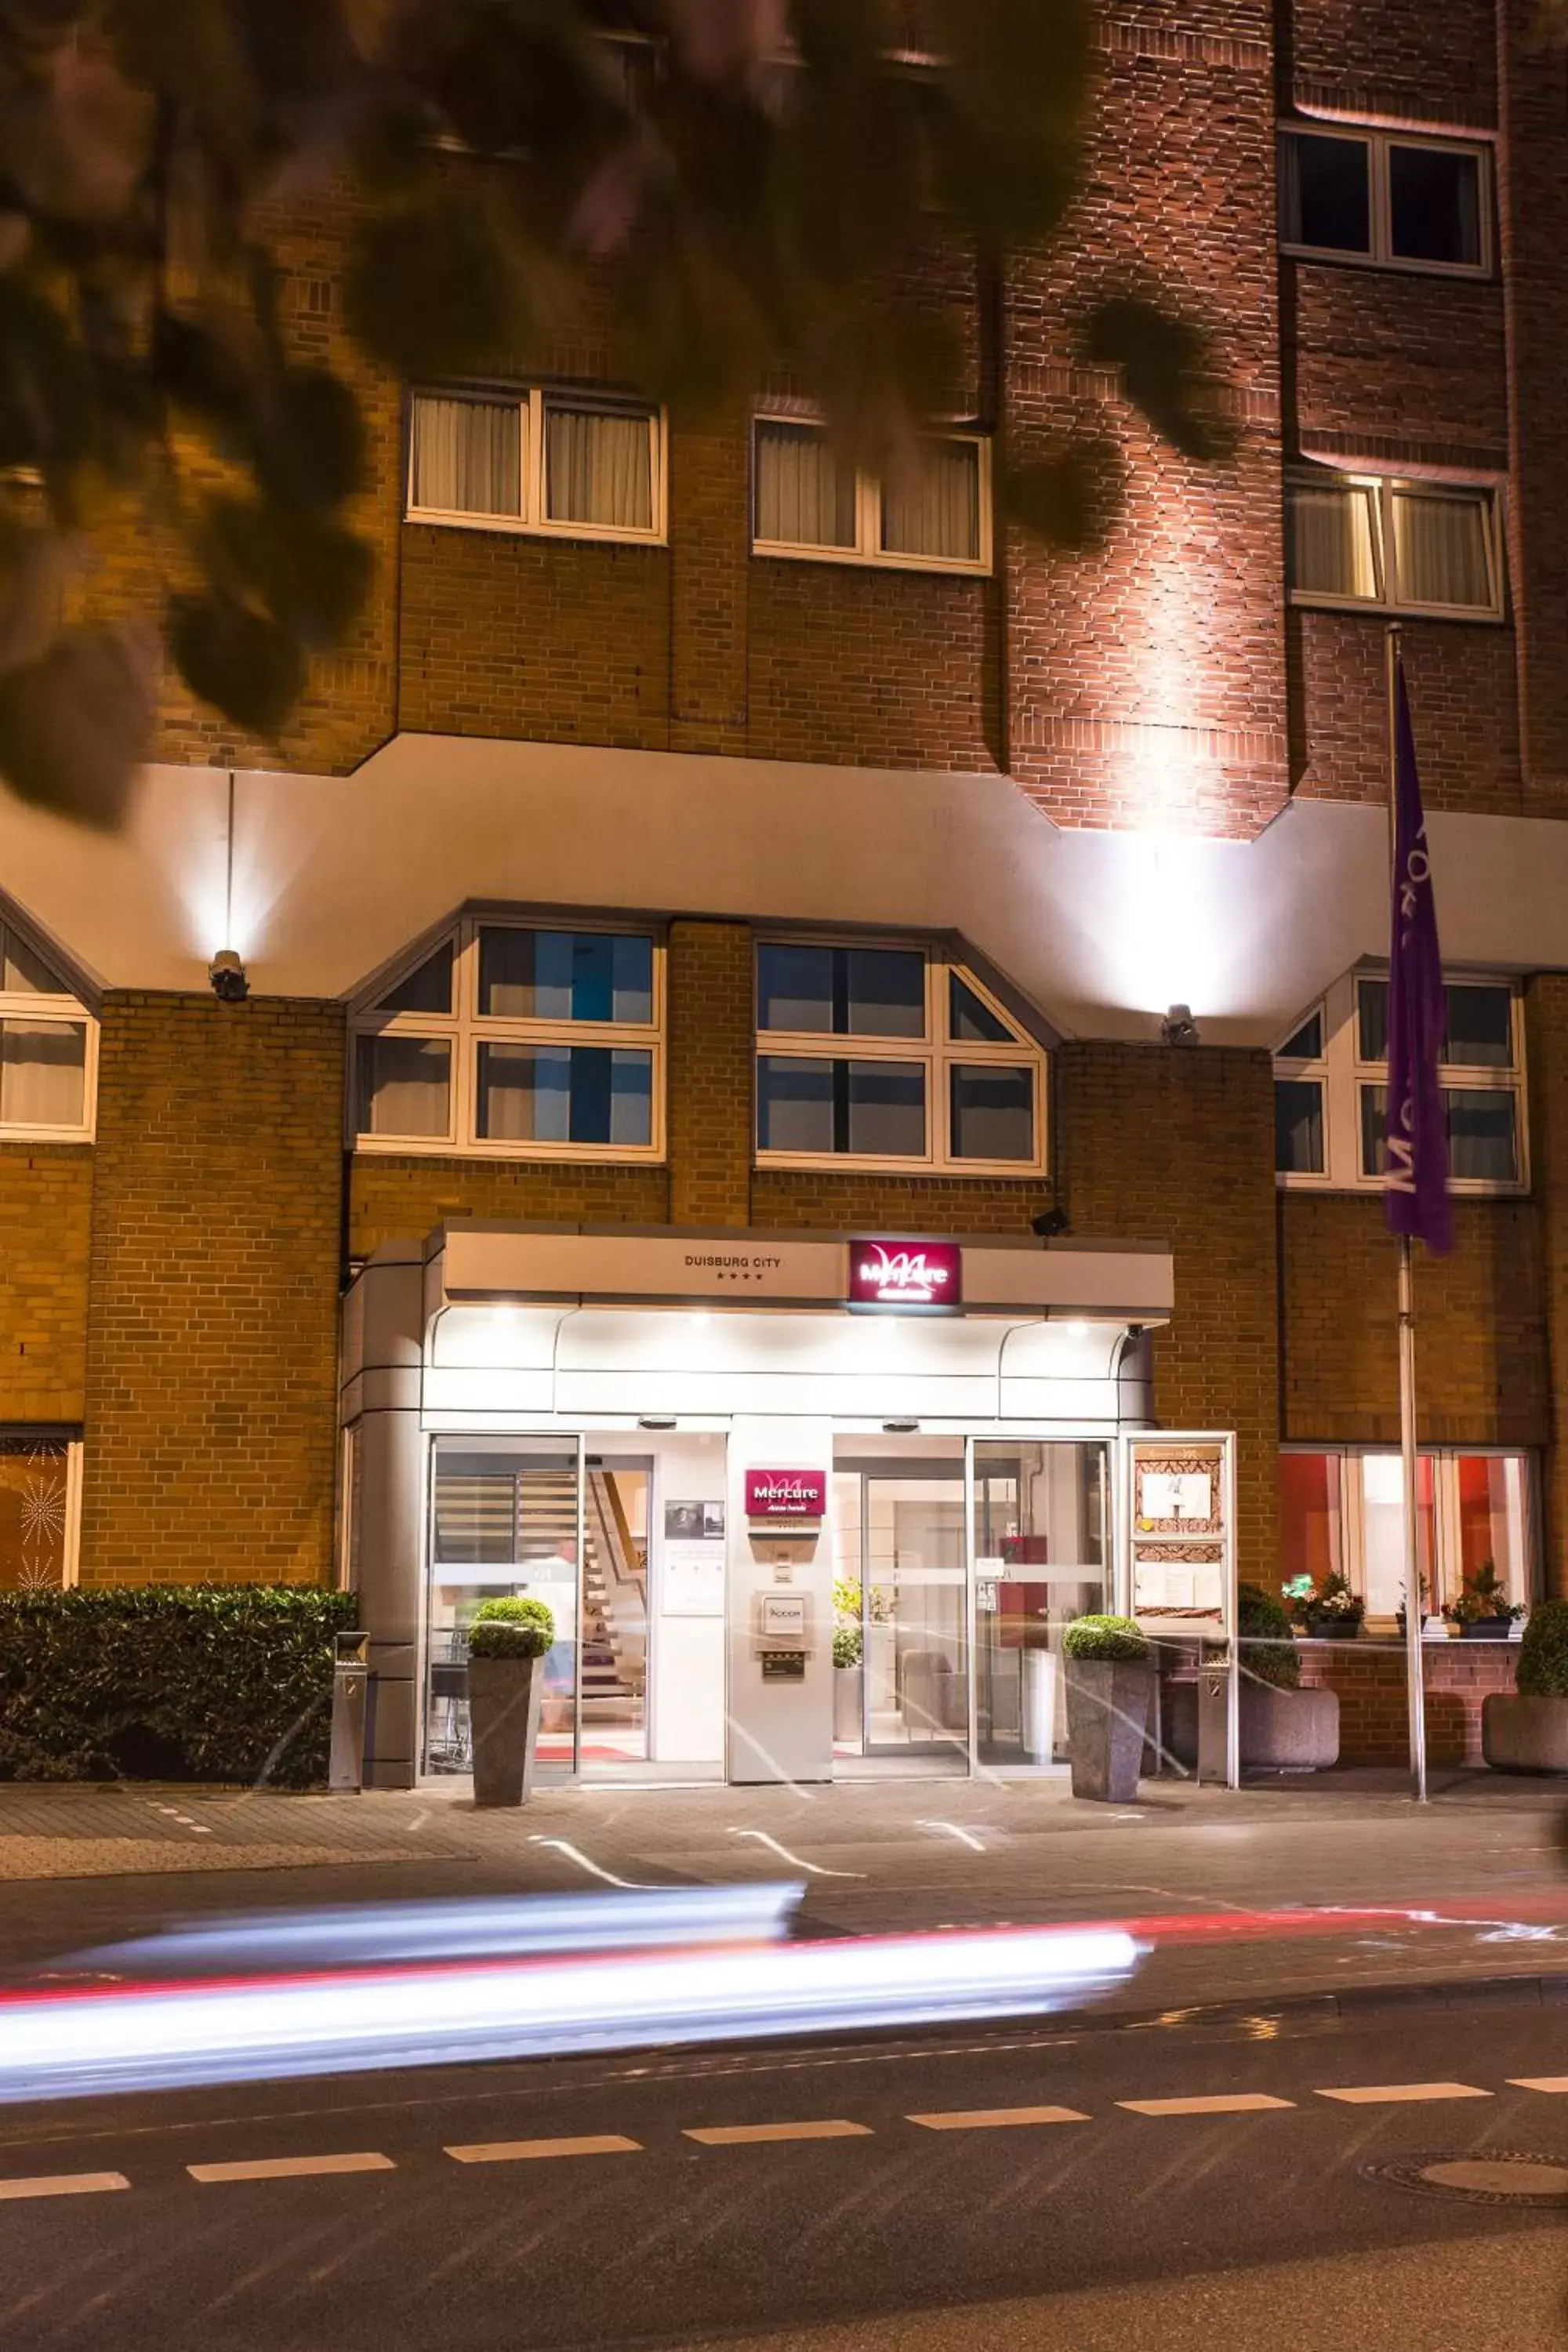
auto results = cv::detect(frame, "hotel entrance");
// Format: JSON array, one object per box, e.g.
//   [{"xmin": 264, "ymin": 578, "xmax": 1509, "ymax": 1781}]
[{"xmin": 830, "ymin": 1449, "xmax": 968, "ymax": 1773}]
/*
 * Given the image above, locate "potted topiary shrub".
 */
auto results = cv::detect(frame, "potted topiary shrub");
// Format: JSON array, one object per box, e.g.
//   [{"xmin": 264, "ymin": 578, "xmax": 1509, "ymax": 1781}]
[
  {"xmin": 1062, "ymin": 1613, "xmax": 1154, "ymax": 1802},
  {"xmin": 465, "ymin": 1596, "xmax": 554, "ymax": 1806},
  {"xmin": 1483, "ymin": 1599, "xmax": 1568, "ymax": 1773},
  {"xmin": 832, "ymin": 1619, "xmax": 864, "ymax": 1743},
  {"xmin": 1445, "ymin": 1560, "xmax": 1523, "ymax": 1640}
]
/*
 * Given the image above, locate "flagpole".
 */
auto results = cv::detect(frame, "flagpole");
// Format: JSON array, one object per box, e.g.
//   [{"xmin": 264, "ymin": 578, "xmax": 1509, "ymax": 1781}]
[{"xmin": 1387, "ymin": 621, "xmax": 1428, "ymax": 1805}]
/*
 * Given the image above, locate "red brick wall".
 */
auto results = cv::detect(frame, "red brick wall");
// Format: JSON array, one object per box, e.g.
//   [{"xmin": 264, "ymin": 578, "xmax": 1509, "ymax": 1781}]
[
  {"xmin": 1288, "ymin": 0, "xmax": 1497, "ymax": 129},
  {"xmin": 1290, "ymin": 615, "xmax": 1522, "ymax": 813},
  {"xmin": 1298, "ymin": 1639, "xmax": 1515, "ymax": 1767}
]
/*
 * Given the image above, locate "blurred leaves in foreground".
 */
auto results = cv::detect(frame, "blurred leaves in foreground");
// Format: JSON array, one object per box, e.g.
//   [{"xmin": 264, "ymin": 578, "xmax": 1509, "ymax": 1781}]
[{"xmin": 0, "ymin": 0, "xmax": 1235, "ymax": 823}]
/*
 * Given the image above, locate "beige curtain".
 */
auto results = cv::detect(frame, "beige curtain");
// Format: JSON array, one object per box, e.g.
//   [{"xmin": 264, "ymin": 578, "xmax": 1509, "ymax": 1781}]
[
  {"xmin": 881, "ymin": 441, "xmax": 981, "ymax": 564},
  {"xmin": 1289, "ymin": 482, "xmax": 1378, "ymax": 599},
  {"xmin": 1392, "ymin": 490, "xmax": 1492, "ymax": 609},
  {"xmin": 358, "ymin": 1036, "xmax": 450, "ymax": 1138},
  {"xmin": 0, "ymin": 1020, "xmax": 85, "ymax": 1127},
  {"xmin": 410, "ymin": 396, "xmax": 521, "ymax": 517},
  {"xmin": 754, "ymin": 422, "xmax": 856, "ymax": 547},
  {"xmin": 546, "ymin": 407, "xmax": 653, "ymax": 530}
]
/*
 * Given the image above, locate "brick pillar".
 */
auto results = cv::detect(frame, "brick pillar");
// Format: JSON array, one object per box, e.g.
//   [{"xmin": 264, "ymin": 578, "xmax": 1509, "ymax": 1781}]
[
  {"xmin": 667, "ymin": 412, "xmax": 750, "ymax": 757},
  {"xmin": 1056, "ymin": 1040, "xmax": 1280, "ymax": 1591},
  {"xmin": 666, "ymin": 920, "xmax": 753, "ymax": 1228},
  {"xmin": 81, "ymin": 993, "xmax": 346, "ymax": 1586},
  {"xmin": 1527, "ymin": 974, "xmax": 1568, "ymax": 1595}
]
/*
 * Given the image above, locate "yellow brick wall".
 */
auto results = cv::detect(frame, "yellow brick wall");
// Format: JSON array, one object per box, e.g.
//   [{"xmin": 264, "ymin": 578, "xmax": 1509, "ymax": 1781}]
[
  {"xmin": 80, "ymin": 994, "xmax": 346, "ymax": 1585},
  {"xmin": 0, "ymin": 1143, "xmax": 93, "ymax": 1423}
]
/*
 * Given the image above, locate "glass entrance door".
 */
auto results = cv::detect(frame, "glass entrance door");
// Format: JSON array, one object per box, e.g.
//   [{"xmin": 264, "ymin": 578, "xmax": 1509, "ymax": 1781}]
[
  {"xmin": 973, "ymin": 1441, "xmax": 1109, "ymax": 1769},
  {"xmin": 832, "ymin": 1459, "xmax": 967, "ymax": 1767}
]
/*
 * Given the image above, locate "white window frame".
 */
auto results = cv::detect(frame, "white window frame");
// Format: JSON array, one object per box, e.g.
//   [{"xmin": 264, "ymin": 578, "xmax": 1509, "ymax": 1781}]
[
  {"xmin": 1283, "ymin": 1443, "xmax": 1538, "ymax": 1619},
  {"xmin": 1274, "ymin": 967, "xmax": 1527, "ymax": 1197},
  {"xmin": 753, "ymin": 936, "xmax": 1047, "ymax": 1176},
  {"xmin": 1286, "ymin": 467, "xmax": 1505, "ymax": 621},
  {"xmin": 0, "ymin": 915, "xmax": 96, "ymax": 1144},
  {"xmin": 405, "ymin": 387, "xmax": 668, "ymax": 546},
  {"xmin": 350, "ymin": 916, "xmax": 666, "ymax": 1163},
  {"xmin": 1279, "ymin": 122, "xmax": 1493, "ymax": 279},
  {"xmin": 750, "ymin": 412, "xmax": 994, "ymax": 577}
]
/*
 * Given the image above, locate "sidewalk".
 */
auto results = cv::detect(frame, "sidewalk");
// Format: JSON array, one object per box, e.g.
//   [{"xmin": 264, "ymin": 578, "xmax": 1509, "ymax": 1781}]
[{"xmin": 2, "ymin": 1772, "xmax": 1566, "ymax": 2023}]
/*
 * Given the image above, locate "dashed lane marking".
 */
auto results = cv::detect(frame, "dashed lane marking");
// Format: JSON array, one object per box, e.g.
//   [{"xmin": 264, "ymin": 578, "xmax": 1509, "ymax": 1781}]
[
  {"xmin": 684, "ymin": 2121, "xmax": 874, "ymax": 2146},
  {"xmin": 0, "ymin": 2173, "xmax": 129, "ymax": 2202},
  {"xmin": 1509, "ymin": 2078, "xmax": 1568, "ymax": 2093},
  {"xmin": 1316, "ymin": 2083, "xmax": 1493, "ymax": 2106},
  {"xmin": 445, "ymin": 2136, "xmax": 641, "ymax": 2165},
  {"xmin": 187, "ymin": 2154, "xmax": 396, "ymax": 2183},
  {"xmin": 1117, "ymin": 2095, "xmax": 1296, "ymax": 2117},
  {"xmin": 908, "ymin": 2107, "xmax": 1089, "ymax": 2130}
]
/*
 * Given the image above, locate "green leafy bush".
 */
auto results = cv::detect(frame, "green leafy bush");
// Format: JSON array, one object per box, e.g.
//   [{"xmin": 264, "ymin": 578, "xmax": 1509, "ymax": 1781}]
[
  {"xmin": 833, "ymin": 1622, "xmax": 862, "ymax": 1670},
  {"xmin": 1063, "ymin": 1613, "xmax": 1151, "ymax": 1664},
  {"xmin": 468, "ymin": 1596, "xmax": 554, "ymax": 1659},
  {"xmin": 1517, "ymin": 1599, "xmax": 1568, "ymax": 1698},
  {"xmin": 1237, "ymin": 1581, "xmax": 1301, "ymax": 1691},
  {"xmin": 0, "ymin": 1586, "xmax": 356, "ymax": 1785}
]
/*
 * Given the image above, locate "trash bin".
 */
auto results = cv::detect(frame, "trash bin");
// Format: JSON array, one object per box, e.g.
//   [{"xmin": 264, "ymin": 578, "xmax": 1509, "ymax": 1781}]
[{"xmin": 330, "ymin": 1630, "xmax": 370, "ymax": 1794}]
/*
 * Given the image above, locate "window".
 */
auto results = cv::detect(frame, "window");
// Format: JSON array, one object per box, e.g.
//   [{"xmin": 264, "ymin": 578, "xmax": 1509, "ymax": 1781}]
[
  {"xmin": 1287, "ymin": 472, "xmax": 1502, "ymax": 619},
  {"xmin": 755, "ymin": 941, "xmax": 1045, "ymax": 1172},
  {"xmin": 0, "ymin": 918, "xmax": 94, "ymax": 1141},
  {"xmin": 753, "ymin": 416, "xmax": 992, "ymax": 575},
  {"xmin": 408, "ymin": 388, "xmax": 666, "ymax": 543},
  {"xmin": 1282, "ymin": 1446, "xmax": 1534, "ymax": 1621},
  {"xmin": 1279, "ymin": 126, "xmax": 1488, "ymax": 274},
  {"xmin": 1273, "ymin": 970, "xmax": 1526, "ymax": 1196},
  {"xmin": 352, "ymin": 919, "xmax": 662, "ymax": 1159}
]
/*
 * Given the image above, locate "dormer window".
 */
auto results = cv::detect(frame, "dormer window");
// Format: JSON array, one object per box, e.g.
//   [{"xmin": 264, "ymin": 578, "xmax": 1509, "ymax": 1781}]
[{"xmin": 0, "ymin": 918, "xmax": 94, "ymax": 1141}]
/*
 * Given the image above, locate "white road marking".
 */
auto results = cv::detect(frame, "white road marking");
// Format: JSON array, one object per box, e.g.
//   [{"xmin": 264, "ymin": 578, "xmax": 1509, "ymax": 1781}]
[
  {"xmin": 1117, "ymin": 2095, "xmax": 1296, "ymax": 2117},
  {"xmin": 1510, "ymin": 2077, "xmax": 1568, "ymax": 2093},
  {"xmin": 445, "ymin": 2136, "xmax": 641, "ymax": 2165},
  {"xmin": 1316, "ymin": 2082, "xmax": 1492, "ymax": 2106},
  {"xmin": 916, "ymin": 1820, "xmax": 987, "ymax": 1853},
  {"xmin": 685, "ymin": 2121, "xmax": 873, "ymax": 2145},
  {"xmin": 187, "ymin": 2153, "xmax": 396, "ymax": 2183},
  {"xmin": 728, "ymin": 1828, "xmax": 865, "ymax": 1878},
  {"xmin": 0, "ymin": 2172, "xmax": 129, "ymax": 2201},
  {"xmin": 908, "ymin": 2106, "xmax": 1089, "ymax": 2130},
  {"xmin": 525, "ymin": 1837, "xmax": 655, "ymax": 1890}
]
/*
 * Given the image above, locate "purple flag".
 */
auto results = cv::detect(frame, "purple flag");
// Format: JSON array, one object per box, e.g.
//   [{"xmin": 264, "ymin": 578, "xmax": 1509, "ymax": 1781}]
[{"xmin": 1385, "ymin": 657, "xmax": 1451, "ymax": 1253}]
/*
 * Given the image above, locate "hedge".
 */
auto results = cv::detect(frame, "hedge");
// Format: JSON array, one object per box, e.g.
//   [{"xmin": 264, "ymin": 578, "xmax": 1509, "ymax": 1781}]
[{"xmin": 0, "ymin": 1587, "xmax": 358, "ymax": 1786}]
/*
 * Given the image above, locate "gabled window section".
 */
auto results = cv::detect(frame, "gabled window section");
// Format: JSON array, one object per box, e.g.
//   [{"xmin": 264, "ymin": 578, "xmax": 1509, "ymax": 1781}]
[
  {"xmin": 1274, "ymin": 971, "xmax": 1525, "ymax": 1196},
  {"xmin": 407, "ymin": 387, "xmax": 666, "ymax": 544},
  {"xmin": 752, "ymin": 416, "xmax": 992, "ymax": 575},
  {"xmin": 1287, "ymin": 470, "xmax": 1502, "ymax": 620},
  {"xmin": 352, "ymin": 919, "xmax": 664, "ymax": 1162},
  {"xmin": 1279, "ymin": 125, "xmax": 1490, "ymax": 276},
  {"xmin": 755, "ymin": 940, "xmax": 1045, "ymax": 1174},
  {"xmin": 0, "ymin": 918, "xmax": 93, "ymax": 1141}
]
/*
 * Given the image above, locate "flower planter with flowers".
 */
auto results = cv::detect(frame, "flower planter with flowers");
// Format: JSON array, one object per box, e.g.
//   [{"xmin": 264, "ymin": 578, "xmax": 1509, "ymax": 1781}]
[
  {"xmin": 1283, "ymin": 1571, "xmax": 1365, "ymax": 1642},
  {"xmin": 1444, "ymin": 1560, "xmax": 1523, "ymax": 1641}
]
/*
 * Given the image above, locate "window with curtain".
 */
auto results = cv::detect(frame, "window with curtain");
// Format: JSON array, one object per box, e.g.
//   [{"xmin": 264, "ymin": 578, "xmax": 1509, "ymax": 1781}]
[
  {"xmin": 1279, "ymin": 125, "xmax": 1489, "ymax": 274},
  {"xmin": 0, "ymin": 919, "xmax": 93, "ymax": 1138},
  {"xmin": 755, "ymin": 938, "xmax": 1044, "ymax": 1171},
  {"xmin": 1275, "ymin": 971, "xmax": 1525, "ymax": 1194},
  {"xmin": 752, "ymin": 416, "xmax": 991, "ymax": 573},
  {"xmin": 352, "ymin": 919, "xmax": 664, "ymax": 1160},
  {"xmin": 1284, "ymin": 1446, "xmax": 1535, "ymax": 1621},
  {"xmin": 408, "ymin": 388, "xmax": 664, "ymax": 542},
  {"xmin": 1287, "ymin": 474, "xmax": 1500, "ymax": 617}
]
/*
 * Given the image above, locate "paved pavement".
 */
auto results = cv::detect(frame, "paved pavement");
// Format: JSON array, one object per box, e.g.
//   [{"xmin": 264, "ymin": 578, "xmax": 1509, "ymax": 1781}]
[
  {"xmin": 2, "ymin": 2001, "xmax": 1566, "ymax": 2347},
  {"xmin": 2, "ymin": 1773, "xmax": 1566, "ymax": 2019}
]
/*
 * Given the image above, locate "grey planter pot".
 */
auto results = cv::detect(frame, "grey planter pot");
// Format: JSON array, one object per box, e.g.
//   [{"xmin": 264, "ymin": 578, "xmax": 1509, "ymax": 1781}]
[
  {"xmin": 1165, "ymin": 1682, "xmax": 1340, "ymax": 1771},
  {"xmin": 833, "ymin": 1664, "xmax": 863, "ymax": 1744},
  {"xmin": 467, "ymin": 1653, "xmax": 544, "ymax": 1806},
  {"xmin": 1065, "ymin": 1657, "xmax": 1153, "ymax": 1802},
  {"xmin": 1483, "ymin": 1693, "xmax": 1568, "ymax": 1774}
]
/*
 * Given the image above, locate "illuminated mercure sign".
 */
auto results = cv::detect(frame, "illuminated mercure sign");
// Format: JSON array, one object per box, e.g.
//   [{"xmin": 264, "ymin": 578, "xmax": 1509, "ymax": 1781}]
[
  {"xmin": 745, "ymin": 1469, "xmax": 829, "ymax": 1521},
  {"xmin": 847, "ymin": 1238, "xmax": 963, "ymax": 1311}
]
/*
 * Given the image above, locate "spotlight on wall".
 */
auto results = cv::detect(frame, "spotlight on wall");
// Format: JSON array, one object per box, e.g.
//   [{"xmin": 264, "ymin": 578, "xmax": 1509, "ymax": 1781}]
[
  {"xmin": 1031, "ymin": 1206, "xmax": 1069, "ymax": 1240},
  {"xmin": 208, "ymin": 949, "xmax": 249, "ymax": 1004},
  {"xmin": 1160, "ymin": 1002, "xmax": 1200, "ymax": 1047},
  {"xmin": 883, "ymin": 1420, "xmax": 920, "ymax": 1436},
  {"xmin": 637, "ymin": 1416, "xmax": 677, "ymax": 1432}
]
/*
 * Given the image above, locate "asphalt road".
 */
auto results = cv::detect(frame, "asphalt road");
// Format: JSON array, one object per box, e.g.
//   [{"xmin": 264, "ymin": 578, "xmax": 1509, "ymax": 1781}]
[{"xmin": 2, "ymin": 2000, "xmax": 1568, "ymax": 2349}]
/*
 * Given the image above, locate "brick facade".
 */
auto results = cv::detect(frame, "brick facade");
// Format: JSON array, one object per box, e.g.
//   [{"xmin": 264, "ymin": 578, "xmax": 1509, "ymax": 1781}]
[
  {"xmin": 0, "ymin": 1145, "xmax": 92, "ymax": 1425},
  {"xmin": 79, "ymin": 996, "xmax": 345, "ymax": 1586}
]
